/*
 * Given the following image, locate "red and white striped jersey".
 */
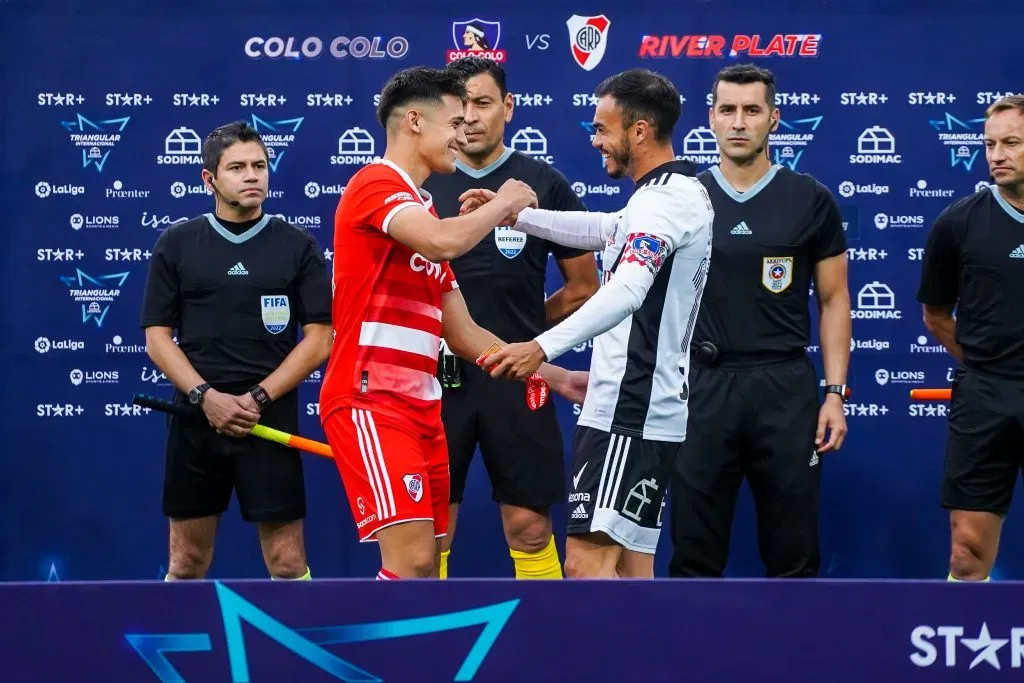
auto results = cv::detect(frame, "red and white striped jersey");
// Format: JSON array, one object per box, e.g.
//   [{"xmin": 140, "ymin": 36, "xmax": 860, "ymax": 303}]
[{"xmin": 321, "ymin": 160, "xmax": 458, "ymax": 435}]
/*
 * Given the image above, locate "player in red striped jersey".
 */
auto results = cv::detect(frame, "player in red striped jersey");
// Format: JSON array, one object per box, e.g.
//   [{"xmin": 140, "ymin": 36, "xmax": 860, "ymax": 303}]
[{"xmin": 321, "ymin": 67, "xmax": 587, "ymax": 580}]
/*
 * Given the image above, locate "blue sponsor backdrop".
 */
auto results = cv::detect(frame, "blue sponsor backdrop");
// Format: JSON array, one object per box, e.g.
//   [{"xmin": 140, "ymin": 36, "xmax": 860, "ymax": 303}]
[{"xmin": 1, "ymin": 0, "xmax": 1021, "ymax": 582}]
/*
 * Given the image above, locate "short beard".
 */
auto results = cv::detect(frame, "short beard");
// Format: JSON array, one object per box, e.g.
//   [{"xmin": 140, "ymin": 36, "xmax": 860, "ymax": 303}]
[{"xmin": 605, "ymin": 135, "xmax": 632, "ymax": 179}]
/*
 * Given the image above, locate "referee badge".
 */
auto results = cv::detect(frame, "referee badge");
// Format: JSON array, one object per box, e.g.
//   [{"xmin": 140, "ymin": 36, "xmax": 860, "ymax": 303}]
[
  {"xmin": 761, "ymin": 257, "xmax": 793, "ymax": 293},
  {"xmin": 260, "ymin": 295, "xmax": 291, "ymax": 334},
  {"xmin": 494, "ymin": 226, "xmax": 527, "ymax": 259}
]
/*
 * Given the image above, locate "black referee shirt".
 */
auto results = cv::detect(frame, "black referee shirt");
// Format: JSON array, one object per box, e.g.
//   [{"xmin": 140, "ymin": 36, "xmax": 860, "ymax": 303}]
[
  {"xmin": 140, "ymin": 213, "xmax": 332, "ymax": 388},
  {"xmin": 917, "ymin": 186, "xmax": 1024, "ymax": 379},
  {"xmin": 693, "ymin": 164, "xmax": 847, "ymax": 357},
  {"xmin": 424, "ymin": 148, "xmax": 590, "ymax": 342}
]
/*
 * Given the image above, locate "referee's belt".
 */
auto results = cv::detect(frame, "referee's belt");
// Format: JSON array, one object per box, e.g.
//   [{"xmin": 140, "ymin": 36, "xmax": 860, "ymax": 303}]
[{"xmin": 690, "ymin": 342, "xmax": 805, "ymax": 368}]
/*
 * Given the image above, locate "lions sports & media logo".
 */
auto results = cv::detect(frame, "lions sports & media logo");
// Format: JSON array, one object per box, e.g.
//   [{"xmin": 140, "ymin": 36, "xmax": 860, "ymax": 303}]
[
  {"xmin": 249, "ymin": 115, "xmax": 304, "ymax": 172},
  {"xmin": 928, "ymin": 113, "xmax": 986, "ymax": 171},
  {"xmin": 769, "ymin": 116, "xmax": 822, "ymax": 170},
  {"xmin": 59, "ymin": 114, "xmax": 131, "ymax": 171},
  {"xmin": 124, "ymin": 583, "xmax": 518, "ymax": 682},
  {"xmin": 447, "ymin": 18, "xmax": 506, "ymax": 63}
]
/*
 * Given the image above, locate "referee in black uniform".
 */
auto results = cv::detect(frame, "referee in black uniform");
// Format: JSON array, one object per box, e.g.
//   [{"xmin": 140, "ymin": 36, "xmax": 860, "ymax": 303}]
[
  {"xmin": 424, "ymin": 57, "xmax": 599, "ymax": 579},
  {"xmin": 917, "ymin": 95, "xmax": 1024, "ymax": 583},
  {"xmin": 140, "ymin": 121, "xmax": 333, "ymax": 580},
  {"xmin": 669, "ymin": 64, "xmax": 851, "ymax": 578}
]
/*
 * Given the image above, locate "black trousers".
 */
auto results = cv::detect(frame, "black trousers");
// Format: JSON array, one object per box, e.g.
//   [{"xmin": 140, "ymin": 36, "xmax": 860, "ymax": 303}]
[{"xmin": 669, "ymin": 353, "xmax": 821, "ymax": 578}]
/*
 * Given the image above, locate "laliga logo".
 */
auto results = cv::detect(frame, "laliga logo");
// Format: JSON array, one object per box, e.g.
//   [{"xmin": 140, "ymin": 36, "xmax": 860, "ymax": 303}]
[{"xmin": 572, "ymin": 181, "xmax": 620, "ymax": 198}]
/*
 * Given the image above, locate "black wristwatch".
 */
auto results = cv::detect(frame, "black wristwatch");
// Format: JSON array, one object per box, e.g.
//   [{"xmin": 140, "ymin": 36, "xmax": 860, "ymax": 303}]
[
  {"xmin": 249, "ymin": 384, "xmax": 272, "ymax": 410},
  {"xmin": 188, "ymin": 382, "xmax": 211, "ymax": 405},
  {"xmin": 824, "ymin": 384, "xmax": 850, "ymax": 402}
]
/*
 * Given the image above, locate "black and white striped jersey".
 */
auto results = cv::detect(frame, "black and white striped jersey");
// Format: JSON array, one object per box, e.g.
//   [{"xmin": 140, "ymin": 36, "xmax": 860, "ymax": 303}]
[{"xmin": 524, "ymin": 160, "xmax": 714, "ymax": 442}]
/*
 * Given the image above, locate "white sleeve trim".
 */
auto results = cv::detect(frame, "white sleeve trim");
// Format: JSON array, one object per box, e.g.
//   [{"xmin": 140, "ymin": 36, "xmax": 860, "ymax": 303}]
[
  {"xmin": 534, "ymin": 261, "xmax": 653, "ymax": 361},
  {"xmin": 381, "ymin": 201, "xmax": 424, "ymax": 234},
  {"xmin": 513, "ymin": 207, "xmax": 618, "ymax": 250}
]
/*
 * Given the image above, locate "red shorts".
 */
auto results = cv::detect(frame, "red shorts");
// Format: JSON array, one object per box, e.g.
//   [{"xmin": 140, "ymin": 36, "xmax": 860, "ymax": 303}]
[{"xmin": 323, "ymin": 407, "xmax": 449, "ymax": 542}]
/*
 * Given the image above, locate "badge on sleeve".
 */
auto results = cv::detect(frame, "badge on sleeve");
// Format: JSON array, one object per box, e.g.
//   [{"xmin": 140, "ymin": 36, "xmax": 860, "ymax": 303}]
[
  {"xmin": 622, "ymin": 232, "xmax": 669, "ymax": 275},
  {"xmin": 495, "ymin": 226, "xmax": 527, "ymax": 259},
  {"xmin": 761, "ymin": 257, "xmax": 793, "ymax": 293},
  {"xmin": 260, "ymin": 295, "xmax": 291, "ymax": 334}
]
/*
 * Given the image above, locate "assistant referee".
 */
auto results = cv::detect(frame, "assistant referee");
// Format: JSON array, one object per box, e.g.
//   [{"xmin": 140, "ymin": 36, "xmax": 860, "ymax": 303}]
[
  {"xmin": 140, "ymin": 121, "xmax": 333, "ymax": 580},
  {"xmin": 917, "ymin": 95, "xmax": 1024, "ymax": 583},
  {"xmin": 668, "ymin": 64, "xmax": 851, "ymax": 578},
  {"xmin": 423, "ymin": 57, "xmax": 599, "ymax": 579}
]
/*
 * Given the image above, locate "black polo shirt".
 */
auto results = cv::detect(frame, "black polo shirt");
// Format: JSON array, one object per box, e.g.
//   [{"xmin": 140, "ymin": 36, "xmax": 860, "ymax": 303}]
[
  {"xmin": 140, "ymin": 212, "xmax": 332, "ymax": 389},
  {"xmin": 694, "ymin": 164, "xmax": 847, "ymax": 357},
  {"xmin": 917, "ymin": 186, "xmax": 1024, "ymax": 379}
]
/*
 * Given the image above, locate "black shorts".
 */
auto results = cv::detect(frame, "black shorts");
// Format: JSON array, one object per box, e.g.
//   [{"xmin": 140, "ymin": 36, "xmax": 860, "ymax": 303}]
[
  {"xmin": 942, "ymin": 368, "xmax": 1024, "ymax": 515},
  {"xmin": 162, "ymin": 388, "xmax": 306, "ymax": 523},
  {"xmin": 442, "ymin": 365, "xmax": 564, "ymax": 509},
  {"xmin": 566, "ymin": 425, "xmax": 680, "ymax": 554}
]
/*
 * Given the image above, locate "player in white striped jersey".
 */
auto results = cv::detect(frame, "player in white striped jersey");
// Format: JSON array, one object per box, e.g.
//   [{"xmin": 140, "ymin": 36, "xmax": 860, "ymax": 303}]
[{"xmin": 472, "ymin": 69, "xmax": 714, "ymax": 578}]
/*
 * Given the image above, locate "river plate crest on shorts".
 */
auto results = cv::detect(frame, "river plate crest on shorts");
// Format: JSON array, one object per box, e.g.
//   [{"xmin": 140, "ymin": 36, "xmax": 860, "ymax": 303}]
[
  {"xmin": 261, "ymin": 295, "xmax": 290, "ymax": 334},
  {"xmin": 495, "ymin": 226, "xmax": 526, "ymax": 259},
  {"xmin": 762, "ymin": 257, "xmax": 793, "ymax": 293}
]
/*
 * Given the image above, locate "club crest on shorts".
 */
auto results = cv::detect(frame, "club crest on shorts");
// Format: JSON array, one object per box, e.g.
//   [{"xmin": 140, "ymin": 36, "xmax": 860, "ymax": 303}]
[
  {"xmin": 761, "ymin": 257, "xmax": 793, "ymax": 293},
  {"xmin": 495, "ymin": 226, "xmax": 527, "ymax": 259},
  {"xmin": 403, "ymin": 473, "xmax": 424, "ymax": 502},
  {"xmin": 260, "ymin": 295, "xmax": 290, "ymax": 334}
]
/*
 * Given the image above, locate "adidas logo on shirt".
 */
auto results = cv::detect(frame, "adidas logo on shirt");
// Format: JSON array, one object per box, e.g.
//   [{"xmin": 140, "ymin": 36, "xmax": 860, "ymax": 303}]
[
  {"xmin": 731, "ymin": 221, "xmax": 752, "ymax": 235},
  {"xmin": 570, "ymin": 504, "xmax": 588, "ymax": 520},
  {"xmin": 1010, "ymin": 244, "xmax": 1024, "ymax": 259},
  {"xmin": 227, "ymin": 262, "xmax": 249, "ymax": 275}
]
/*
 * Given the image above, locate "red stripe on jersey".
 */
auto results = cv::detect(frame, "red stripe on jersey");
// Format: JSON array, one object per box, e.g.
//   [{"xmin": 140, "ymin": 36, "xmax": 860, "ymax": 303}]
[
  {"xmin": 355, "ymin": 345, "xmax": 439, "ymax": 375},
  {"xmin": 364, "ymin": 306, "xmax": 442, "ymax": 336},
  {"xmin": 369, "ymin": 294, "xmax": 442, "ymax": 322}
]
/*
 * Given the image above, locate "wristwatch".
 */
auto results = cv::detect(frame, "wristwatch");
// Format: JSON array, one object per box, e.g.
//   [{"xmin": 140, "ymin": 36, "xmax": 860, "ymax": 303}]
[
  {"xmin": 824, "ymin": 384, "xmax": 851, "ymax": 401},
  {"xmin": 188, "ymin": 383, "xmax": 211, "ymax": 405},
  {"xmin": 249, "ymin": 384, "xmax": 272, "ymax": 410}
]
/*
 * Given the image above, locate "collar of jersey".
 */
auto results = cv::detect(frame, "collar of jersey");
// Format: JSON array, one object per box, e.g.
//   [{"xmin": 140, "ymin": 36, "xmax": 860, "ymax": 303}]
[
  {"xmin": 205, "ymin": 212, "xmax": 270, "ymax": 244},
  {"xmin": 991, "ymin": 185, "xmax": 1024, "ymax": 224},
  {"xmin": 710, "ymin": 163, "xmax": 781, "ymax": 203},
  {"xmin": 455, "ymin": 146, "xmax": 515, "ymax": 179},
  {"xmin": 374, "ymin": 159, "xmax": 433, "ymax": 209}
]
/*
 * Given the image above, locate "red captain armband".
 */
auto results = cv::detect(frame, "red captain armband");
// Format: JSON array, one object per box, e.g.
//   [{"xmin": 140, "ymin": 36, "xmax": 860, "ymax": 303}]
[{"xmin": 526, "ymin": 373, "xmax": 550, "ymax": 411}]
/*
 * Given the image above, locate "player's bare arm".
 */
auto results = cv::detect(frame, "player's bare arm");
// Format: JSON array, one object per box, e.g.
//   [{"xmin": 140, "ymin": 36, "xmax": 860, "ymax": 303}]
[
  {"xmin": 813, "ymin": 252, "xmax": 851, "ymax": 452},
  {"xmin": 145, "ymin": 326, "xmax": 259, "ymax": 435},
  {"xmin": 249, "ymin": 322, "xmax": 333, "ymax": 405},
  {"xmin": 388, "ymin": 178, "xmax": 537, "ymax": 262},
  {"xmin": 441, "ymin": 289, "xmax": 589, "ymax": 405},
  {"xmin": 545, "ymin": 252, "xmax": 601, "ymax": 325}
]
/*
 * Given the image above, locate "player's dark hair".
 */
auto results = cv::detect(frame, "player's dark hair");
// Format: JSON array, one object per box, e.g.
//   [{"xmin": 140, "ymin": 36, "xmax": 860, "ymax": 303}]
[
  {"xmin": 986, "ymin": 95, "xmax": 1024, "ymax": 119},
  {"xmin": 711, "ymin": 64, "xmax": 777, "ymax": 109},
  {"xmin": 202, "ymin": 120, "xmax": 269, "ymax": 175},
  {"xmin": 376, "ymin": 66, "xmax": 469, "ymax": 129},
  {"xmin": 445, "ymin": 56, "xmax": 508, "ymax": 98},
  {"xmin": 594, "ymin": 68, "xmax": 680, "ymax": 143}
]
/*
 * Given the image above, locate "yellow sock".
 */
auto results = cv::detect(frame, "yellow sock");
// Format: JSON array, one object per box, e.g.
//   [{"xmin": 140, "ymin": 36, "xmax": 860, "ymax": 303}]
[
  {"xmin": 439, "ymin": 549, "xmax": 450, "ymax": 579},
  {"xmin": 272, "ymin": 566, "xmax": 311, "ymax": 580},
  {"xmin": 509, "ymin": 535, "xmax": 562, "ymax": 579},
  {"xmin": 947, "ymin": 572, "xmax": 990, "ymax": 582}
]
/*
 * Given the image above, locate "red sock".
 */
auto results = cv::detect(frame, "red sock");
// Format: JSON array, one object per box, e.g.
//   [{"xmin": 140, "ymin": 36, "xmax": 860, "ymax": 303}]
[{"xmin": 376, "ymin": 568, "xmax": 399, "ymax": 580}]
